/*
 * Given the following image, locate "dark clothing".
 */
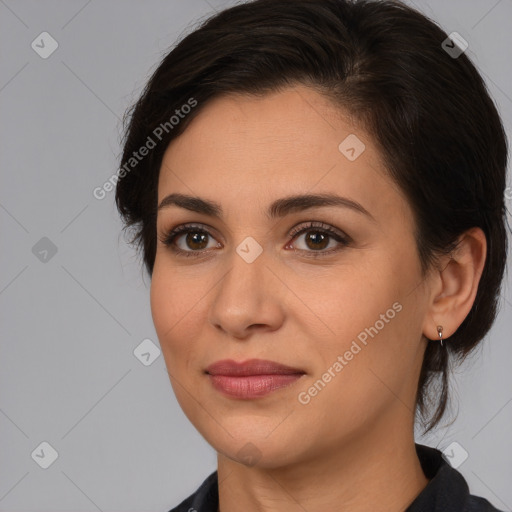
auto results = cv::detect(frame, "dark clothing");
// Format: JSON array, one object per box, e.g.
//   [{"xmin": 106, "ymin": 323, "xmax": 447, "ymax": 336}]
[{"xmin": 167, "ymin": 443, "xmax": 504, "ymax": 511}]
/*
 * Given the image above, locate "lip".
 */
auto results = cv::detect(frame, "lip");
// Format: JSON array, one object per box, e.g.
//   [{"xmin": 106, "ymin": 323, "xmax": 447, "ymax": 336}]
[
  {"xmin": 205, "ymin": 359, "xmax": 306, "ymax": 399},
  {"xmin": 206, "ymin": 358, "xmax": 305, "ymax": 376}
]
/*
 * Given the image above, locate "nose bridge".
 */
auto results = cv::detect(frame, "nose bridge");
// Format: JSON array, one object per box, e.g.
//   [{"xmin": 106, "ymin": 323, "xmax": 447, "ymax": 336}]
[
  {"xmin": 218, "ymin": 237, "xmax": 268, "ymax": 309},
  {"xmin": 208, "ymin": 237, "xmax": 282, "ymax": 335}
]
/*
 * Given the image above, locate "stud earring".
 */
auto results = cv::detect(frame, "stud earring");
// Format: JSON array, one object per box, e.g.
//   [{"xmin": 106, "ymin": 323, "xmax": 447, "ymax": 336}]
[{"xmin": 437, "ymin": 325, "xmax": 444, "ymax": 347}]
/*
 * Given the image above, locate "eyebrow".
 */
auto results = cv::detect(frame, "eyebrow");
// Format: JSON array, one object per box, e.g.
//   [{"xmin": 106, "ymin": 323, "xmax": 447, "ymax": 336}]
[{"xmin": 157, "ymin": 192, "xmax": 375, "ymax": 221}]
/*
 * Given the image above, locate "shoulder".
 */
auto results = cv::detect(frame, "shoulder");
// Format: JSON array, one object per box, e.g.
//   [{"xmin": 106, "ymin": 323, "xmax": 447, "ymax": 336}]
[
  {"xmin": 166, "ymin": 471, "xmax": 218, "ymax": 512},
  {"xmin": 409, "ymin": 444, "xmax": 505, "ymax": 512},
  {"xmin": 465, "ymin": 494, "xmax": 506, "ymax": 512}
]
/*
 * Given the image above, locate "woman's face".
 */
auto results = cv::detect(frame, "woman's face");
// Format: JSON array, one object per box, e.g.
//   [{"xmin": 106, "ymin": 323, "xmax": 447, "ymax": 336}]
[{"xmin": 151, "ymin": 85, "xmax": 432, "ymax": 467}]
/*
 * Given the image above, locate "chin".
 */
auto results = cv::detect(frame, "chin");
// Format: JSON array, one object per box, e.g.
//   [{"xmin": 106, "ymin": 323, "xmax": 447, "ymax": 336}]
[{"xmin": 216, "ymin": 436, "xmax": 301, "ymax": 469}]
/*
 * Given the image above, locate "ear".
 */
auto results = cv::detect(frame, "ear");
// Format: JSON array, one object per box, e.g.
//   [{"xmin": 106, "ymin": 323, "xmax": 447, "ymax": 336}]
[{"xmin": 422, "ymin": 227, "xmax": 487, "ymax": 341}]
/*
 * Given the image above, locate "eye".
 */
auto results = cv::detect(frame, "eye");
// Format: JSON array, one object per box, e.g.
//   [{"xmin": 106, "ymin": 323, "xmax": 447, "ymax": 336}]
[
  {"xmin": 286, "ymin": 221, "xmax": 351, "ymax": 257},
  {"xmin": 158, "ymin": 221, "xmax": 351, "ymax": 258},
  {"xmin": 159, "ymin": 223, "xmax": 221, "ymax": 258}
]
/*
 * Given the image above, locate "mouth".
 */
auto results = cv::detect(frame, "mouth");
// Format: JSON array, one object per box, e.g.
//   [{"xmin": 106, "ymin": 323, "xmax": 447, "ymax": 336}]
[
  {"xmin": 205, "ymin": 359, "xmax": 306, "ymax": 399},
  {"xmin": 206, "ymin": 358, "xmax": 305, "ymax": 376}
]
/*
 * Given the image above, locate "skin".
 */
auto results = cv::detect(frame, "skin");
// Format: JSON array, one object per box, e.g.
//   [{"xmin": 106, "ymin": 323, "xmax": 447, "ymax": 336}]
[{"xmin": 150, "ymin": 85, "xmax": 487, "ymax": 512}]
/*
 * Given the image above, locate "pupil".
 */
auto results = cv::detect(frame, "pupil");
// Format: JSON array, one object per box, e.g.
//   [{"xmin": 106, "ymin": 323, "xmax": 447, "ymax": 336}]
[
  {"xmin": 188, "ymin": 232, "xmax": 207, "ymax": 249},
  {"xmin": 307, "ymin": 232, "xmax": 328, "ymax": 250}
]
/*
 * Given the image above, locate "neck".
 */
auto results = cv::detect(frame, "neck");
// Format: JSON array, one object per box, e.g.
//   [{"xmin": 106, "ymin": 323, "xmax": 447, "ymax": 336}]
[{"xmin": 217, "ymin": 415, "xmax": 429, "ymax": 512}]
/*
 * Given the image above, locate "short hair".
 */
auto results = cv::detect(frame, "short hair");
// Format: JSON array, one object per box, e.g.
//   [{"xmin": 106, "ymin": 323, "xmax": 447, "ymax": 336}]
[{"xmin": 115, "ymin": 0, "xmax": 509, "ymax": 433}]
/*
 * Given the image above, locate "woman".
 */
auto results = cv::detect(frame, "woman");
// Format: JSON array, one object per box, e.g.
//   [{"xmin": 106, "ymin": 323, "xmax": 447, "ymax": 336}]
[{"xmin": 115, "ymin": 0, "xmax": 508, "ymax": 510}]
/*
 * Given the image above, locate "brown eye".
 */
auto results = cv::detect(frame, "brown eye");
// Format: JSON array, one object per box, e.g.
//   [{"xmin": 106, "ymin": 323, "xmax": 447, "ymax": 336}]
[
  {"xmin": 302, "ymin": 231, "xmax": 331, "ymax": 251},
  {"xmin": 182, "ymin": 231, "xmax": 209, "ymax": 250},
  {"xmin": 159, "ymin": 224, "xmax": 221, "ymax": 258},
  {"xmin": 160, "ymin": 221, "xmax": 350, "ymax": 259},
  {"xmin": 287, "ymin": 221, "xmax": 351, "ymax": 257}
]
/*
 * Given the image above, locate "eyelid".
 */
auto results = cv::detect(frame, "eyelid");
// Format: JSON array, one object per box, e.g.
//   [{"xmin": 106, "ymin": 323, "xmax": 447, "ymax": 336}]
[
  {"xmin": 288, "ymin": 221, "xmax": 350, "ymax": 242},
  {"xmin": 158, "ymin": 223, "xmax": 220, "ymax": 257}
]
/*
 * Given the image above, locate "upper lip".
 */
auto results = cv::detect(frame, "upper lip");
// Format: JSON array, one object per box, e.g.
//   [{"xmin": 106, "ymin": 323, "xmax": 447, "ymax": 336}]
[{"xmin": 205, "ymin": 359, "xmax": 305, "ymax": 376}]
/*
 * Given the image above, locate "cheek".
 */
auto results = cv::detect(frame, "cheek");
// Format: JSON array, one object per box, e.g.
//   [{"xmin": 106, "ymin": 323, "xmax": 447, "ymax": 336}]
[
  {"xmin": 290, "ymin": 256, "xmax": 404, "ymax": 344},
  {"xmin": 297, "ymin": 249, "xmax": 422, "ymax": 392},
  {"xmin": 293, "ymin": 304, "xmax": 420, "ymax": 444},
  {"xmin": 149, "ymin": 264, "xmax": 204, "ymax": 365},
  {"xmin": 314, "ymin": 280, "xmax": 404, "ymax": 380}
]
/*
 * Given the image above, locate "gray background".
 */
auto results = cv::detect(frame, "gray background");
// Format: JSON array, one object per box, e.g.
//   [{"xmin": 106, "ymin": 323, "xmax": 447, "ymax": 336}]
[{"xmin": 1, "ymin": 1, "xmax": 511, "ymax": 511}]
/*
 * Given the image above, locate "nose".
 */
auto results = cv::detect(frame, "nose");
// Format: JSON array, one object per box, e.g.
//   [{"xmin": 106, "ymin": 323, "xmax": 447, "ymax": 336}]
[{"xmin": 207, "ymin": 244, "xmax": 286, "ymax": 340}]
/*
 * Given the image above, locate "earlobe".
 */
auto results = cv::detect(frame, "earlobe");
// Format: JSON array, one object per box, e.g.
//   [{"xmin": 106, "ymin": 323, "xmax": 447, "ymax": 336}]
[{"xmin": 422, "ymin": 227, "xmax": 487, "ymax": 342}]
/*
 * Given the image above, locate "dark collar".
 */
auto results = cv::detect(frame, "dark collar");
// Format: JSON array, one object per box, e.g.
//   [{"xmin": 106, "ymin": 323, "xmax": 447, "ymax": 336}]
[
  {"xmin": 168, "ymin": 443, "xmax": 503, "ymax": 511},
  {"xmin": 405, "ymin": 443, "xmax": 502, "ymax": 511}
]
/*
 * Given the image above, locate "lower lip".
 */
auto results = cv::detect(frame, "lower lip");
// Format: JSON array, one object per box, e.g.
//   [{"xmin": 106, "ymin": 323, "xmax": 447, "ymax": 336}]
[{"xmin": 208, "ymin": 374, "xmax": 304, "ymax": 399}]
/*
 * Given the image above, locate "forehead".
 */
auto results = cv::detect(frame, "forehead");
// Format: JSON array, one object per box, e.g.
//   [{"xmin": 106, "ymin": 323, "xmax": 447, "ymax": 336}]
[
  {"xmin": 170, "ymin": 87, "xmax": 352, "ymax": 148},
  {"xmin": 156, "ymin": 86, "xmax": 408, "ymax": 223}
]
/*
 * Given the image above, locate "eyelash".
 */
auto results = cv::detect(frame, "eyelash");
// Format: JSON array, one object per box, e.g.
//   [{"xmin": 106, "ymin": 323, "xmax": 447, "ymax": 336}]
[{"xmin": 158, "ymin": 221, "xmax": 351, "ymax": 259}]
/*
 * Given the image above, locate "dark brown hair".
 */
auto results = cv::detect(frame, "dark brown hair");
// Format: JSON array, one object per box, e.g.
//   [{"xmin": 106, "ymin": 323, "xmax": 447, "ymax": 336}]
[{"xmin": 115, "ymin": 0, "xmax": 509, "ymax": 433}]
